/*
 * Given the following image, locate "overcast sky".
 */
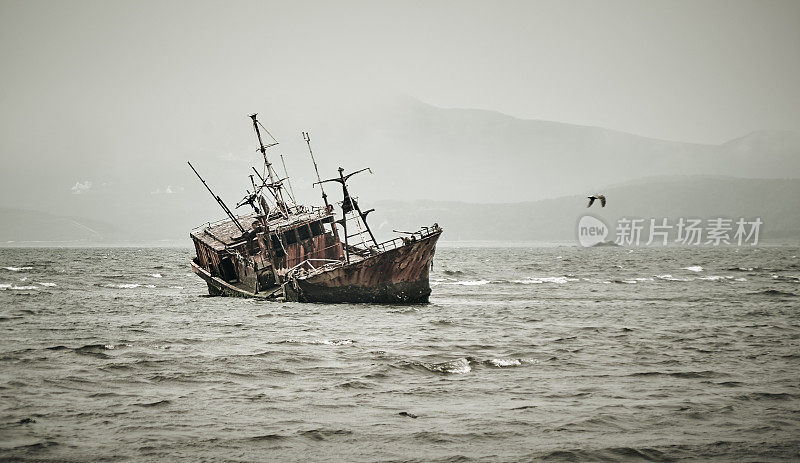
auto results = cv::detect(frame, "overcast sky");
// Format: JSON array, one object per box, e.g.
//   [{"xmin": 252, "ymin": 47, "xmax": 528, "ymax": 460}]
[{"xmin": 2, "ymin": 0, "xmax": 799, "ymax": 147}]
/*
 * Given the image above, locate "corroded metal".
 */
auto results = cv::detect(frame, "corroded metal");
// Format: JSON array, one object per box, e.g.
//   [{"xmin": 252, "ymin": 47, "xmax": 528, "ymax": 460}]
[{"xmin": 283, "ymin": 229, "xmax": 441, "ymax": 303}]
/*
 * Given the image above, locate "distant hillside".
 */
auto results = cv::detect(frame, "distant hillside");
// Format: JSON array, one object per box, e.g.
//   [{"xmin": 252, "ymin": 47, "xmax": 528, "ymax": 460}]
[
  {"xmin": 314, "ymin": 98, "xmax": 800, "ymax": 203},
  {"xmin": 0, "ymin": 208, "xmax": 121, "ymax": 244},
  {"xmin": 3, "ymin": 177, "xmax": 797, "ymax": 245},
  {"xmin": 366, "ymin": 176, "xmax": 800, "ymax": 242}
]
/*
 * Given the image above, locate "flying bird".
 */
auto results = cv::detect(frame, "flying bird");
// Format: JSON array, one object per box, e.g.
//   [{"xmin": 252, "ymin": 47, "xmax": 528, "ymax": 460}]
[{"xmin": 587, "ymin": 194, "xmax": 606, "ymax": 208}]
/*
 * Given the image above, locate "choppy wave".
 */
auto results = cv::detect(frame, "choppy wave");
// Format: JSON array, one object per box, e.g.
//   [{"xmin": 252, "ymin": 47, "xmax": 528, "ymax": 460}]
[
  {"xmin": 771, "ymin": 274, "xmax": 800, "ymax": 282},
  {"xmin": 269, "ymin": 339, "xmax": 356, "ymax": 346},
  {"xmin": 485, "ymin": 358, "xmax": 538, "ymax": 368},
  {"xmin": 698, "ymin": 275, "xmax": 743, "ymax": 281},
  {"xmin": 748, "ymin": 289, "xmax": 797, "ymax": 297},
  {"xmin": 100, "ymin": 283, "xmax": 156, "ymax": 289},
  {"xmin": 421, "ymin": 358, "xmax": 471, "ymax": 374},
  {"xmin": 437, "ymin": 273, "xmax": 755, "ymax": 287},
  {"xmin": 0, "ymin": 283, "xmax": 39, "ymax": 290},
  {"xmin": 510, "ymin": 276, "xmax": 579, "ymax": 284},
  {"xmin": 443, "ymin": 269, "xmax": 465, "ymax": 276},
  {"xmin": 628, "ymin": 370, "xmax": 724, "ymax": 379},
  {"xmin": 535, "ymin": 446, "xmax": 674, "ymax": 462},
  {"xmin": 133, "ymin": 399, "xmax": 172, "ymax": 407},
  {"xmin": 3, "ymin": 266, "xmax": 33, "ymax": 271},
  {"xmin": 395, "ymin": 358, "xmax": 472, "ymax": 375},
  {"xmin": 1, "ymin": 245, "xmax": 799, "ymax": 461},
  {"xmin": 399, "ymin": 356, "xmax": 539, "ymax": 374},
  {"xmin": 448, "ymin": 280, "xmax": 490, "ymax": 286},
  {"xmin": 655, "ymin": 274, "xmax": 692, "ymax": 282}
]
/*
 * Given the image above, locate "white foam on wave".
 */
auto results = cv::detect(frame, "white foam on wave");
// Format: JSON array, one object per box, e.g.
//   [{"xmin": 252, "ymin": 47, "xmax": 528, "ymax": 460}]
[
  {"xmin": 103, "ymin": 283, "xmax": 157, "ymax": 289},
  {"xmin": 450, "ymin": 280, "xmax": 490, "ymax": 286},
  {"xmin": 114, "ymin": 283, "xmax": 140, "ymax": 289},
  {"xmin": 581, "ymin": 278, "xmax": 613, "ymax": 284},
  {"xmin": 150, "ymin": 273, "xmax": 162, "ymax": 278},
  {"xmin": 104, "ymin": 283, "xmax": 140, "ymax": 289},
  {"xmin": 655, "ymin": 274, "xmax": 691, "ymax": 282},
  {"xmin": 103, "ymin": 343, "xmax": 133, "ymax": 349},
  {"xmin": 511, "ymin": 276, "xmax": 579, "ymax": 284},
  {"xmin": 489, "ymin": 358, "xmax": 538, "ymax": 367},
  {"xmin": 4, "ymin": 266, "xmax": 33, "ymax": 272},
  {"xmin": 682, "ymin": 266, "xmax": 704, "ymax": 272},
  {"xmin": 38, "ymin": 282, "xmax": 57, "ymax": 287},
  {"xmin": 169, "ymin": 285, "xmax": 184, "ymax": 289},
  {"xmin": 0, "ymin": 284, "xmax": 38, "ymax": 290},
  {"xmin": 427, "ymin": 357, "xmax": 471, "ymax": 374},
  {"xmin": 279, "ymin": 338, "xmax": 355, "ymax": 346},
  {"xmin": 316, "ymin": 339, "xmax": 355, "ymax": 346},
  {"xmin": 698, "ymin": 275, "xmax": 733, "ymax": 281},
  {"xmin": 490, "ymin": 358, "xmax": 521, "ymax": 367}
]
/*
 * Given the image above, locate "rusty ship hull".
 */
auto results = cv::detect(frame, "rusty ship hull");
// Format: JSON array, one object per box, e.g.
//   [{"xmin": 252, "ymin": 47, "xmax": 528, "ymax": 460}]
[{"xmin": 284, "ymin": 230, "xmax": 441, "ymax": 303}]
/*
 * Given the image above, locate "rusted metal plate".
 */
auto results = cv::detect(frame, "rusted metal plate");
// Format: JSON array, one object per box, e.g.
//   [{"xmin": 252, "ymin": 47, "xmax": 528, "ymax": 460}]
[{"xmin": 285, "ymin": 231, "xmax": 441, "ymax": 303}]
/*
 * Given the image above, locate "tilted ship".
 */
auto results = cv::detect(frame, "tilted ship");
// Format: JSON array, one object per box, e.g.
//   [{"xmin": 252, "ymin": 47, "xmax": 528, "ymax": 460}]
[{"xmin": 188, "ymin": 114, "xmax": 442, "ymax": 303}]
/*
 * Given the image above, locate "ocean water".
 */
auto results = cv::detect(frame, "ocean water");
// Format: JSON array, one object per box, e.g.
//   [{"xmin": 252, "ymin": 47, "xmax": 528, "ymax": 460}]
[{"xmin": 1, "ymin": 244, "xmax": 799, "ymax": 462}]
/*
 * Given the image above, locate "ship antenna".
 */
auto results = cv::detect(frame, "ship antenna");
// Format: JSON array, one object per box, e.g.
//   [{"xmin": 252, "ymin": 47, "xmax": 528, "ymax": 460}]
[
  {"xmin": 187, "ymin": 162, "xmax": 246, "ymax": 234},
  {"xmin": 249, "ymin": 113, "xmax": 289, "ymax": 217},
  {"xmin": 303, "ymin": 131, "xmax": 329, "ymax": 209},
  {"xmin": 279, "ymin": 153, "xmax": 298, "ymax": 208}
]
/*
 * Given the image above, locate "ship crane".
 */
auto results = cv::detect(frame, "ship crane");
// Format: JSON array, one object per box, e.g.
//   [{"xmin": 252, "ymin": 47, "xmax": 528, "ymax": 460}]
[{"xmin": 315, "ymin": 167, "xmax": 377, "ymax": 263}]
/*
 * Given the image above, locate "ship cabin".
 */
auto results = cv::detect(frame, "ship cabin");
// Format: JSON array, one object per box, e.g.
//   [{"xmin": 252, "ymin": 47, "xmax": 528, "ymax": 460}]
[{"xmin": 190, "ymin": 207, "xmax": 344, "ymax": 295}]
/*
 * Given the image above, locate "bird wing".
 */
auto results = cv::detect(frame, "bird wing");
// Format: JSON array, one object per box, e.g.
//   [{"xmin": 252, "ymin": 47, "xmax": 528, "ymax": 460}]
[
  {"xmin": 587, "ymin": 196, "xmax": 595, "ymax": 207},
  {"xmin": 600, "ymin": 195, "xmax": 606, "ymax": 207}
]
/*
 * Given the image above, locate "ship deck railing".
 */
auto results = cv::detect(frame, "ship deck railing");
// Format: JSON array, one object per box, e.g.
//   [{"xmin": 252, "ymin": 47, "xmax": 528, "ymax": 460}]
[{"xmin": 372, "ymin": 224, "xmax": 441, "ymax": 253}]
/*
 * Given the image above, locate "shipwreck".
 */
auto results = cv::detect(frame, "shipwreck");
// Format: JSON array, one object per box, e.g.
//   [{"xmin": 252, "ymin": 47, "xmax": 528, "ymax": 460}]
[{"xmin": 188, "ymin": 114, "xmax": 442, "ymax": 303}]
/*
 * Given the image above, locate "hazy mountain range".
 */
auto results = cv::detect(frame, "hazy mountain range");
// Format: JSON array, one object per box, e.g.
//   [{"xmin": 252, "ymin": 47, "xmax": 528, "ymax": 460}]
[
  {"xmin": 369, "ymin": 176, "xmax": 800, "ymax": 243},
  {"xmin": 3, "ymin": 176, "xmax": 798, "ymax": 245},
  {"xmin": 1, "ymin": 97, "xmax": 798, "ymax": 244}
]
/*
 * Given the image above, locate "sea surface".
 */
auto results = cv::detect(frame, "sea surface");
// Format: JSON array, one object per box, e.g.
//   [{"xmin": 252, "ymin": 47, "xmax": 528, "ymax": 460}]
[{"xmin": 1, "ymin": 244, "xmax": 799, "ymax": 462}]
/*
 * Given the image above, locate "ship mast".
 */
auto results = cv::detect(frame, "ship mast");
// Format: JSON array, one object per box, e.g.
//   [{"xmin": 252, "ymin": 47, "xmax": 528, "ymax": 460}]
[
  {"xmin": 303, "ymin": 131, "xmax": 329, "ymax": 209},
  {"xmin": 249, "ymin": 113, "xmax": 289, "ymax": 217}
]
